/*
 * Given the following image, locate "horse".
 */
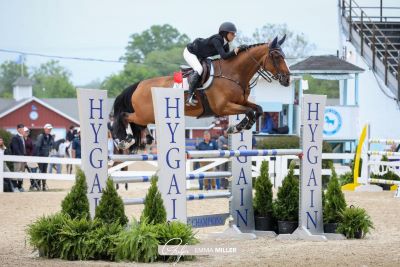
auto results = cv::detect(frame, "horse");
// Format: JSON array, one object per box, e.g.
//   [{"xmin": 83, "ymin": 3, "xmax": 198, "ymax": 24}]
[{"xmin": 113, "ymin": 36, "xmax": 290, "ymax": 150}]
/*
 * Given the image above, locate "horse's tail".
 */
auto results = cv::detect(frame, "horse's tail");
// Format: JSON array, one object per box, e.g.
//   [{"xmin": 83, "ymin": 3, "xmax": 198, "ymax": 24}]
[{"xmin": 113, "ymin": 82, "xmax": 143, "ymax": 150}]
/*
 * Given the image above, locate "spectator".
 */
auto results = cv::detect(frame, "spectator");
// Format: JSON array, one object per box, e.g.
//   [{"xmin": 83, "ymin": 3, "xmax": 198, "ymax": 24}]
[
  {"xmin": 48, "ymin": 138, "xmax": 65, "ymax": 174},
  {"xmin": 35, "ymin": 123, "xmax": 55, "ymax": 191},
  {"xmin": 261, "ymin": 112, "xmax": 277, "ymax": 134},
  {"xmin": 0, "ymin": 137, "xmax": 13, "ymax": 192},
  {"xmin": 197, "ymin": 131, "xmax": 219, "ymax": 190},
  {"xmin": 9, "ymin": 124, "xmax": 26, "ymax": 192},
  {"xmin": 66, "ymin": 125, "xmax": 75, "ymax": 142},
  {"xmin": 71, "ymin": 129, "xmax": 81, "ymax": 159},
  {"xmin": 217, "ymin": 128, "xmax": 229, "ymax": 189},
  {"xmin": 24, "ymin": 128, "xmax": 39, "ymax": 191}
]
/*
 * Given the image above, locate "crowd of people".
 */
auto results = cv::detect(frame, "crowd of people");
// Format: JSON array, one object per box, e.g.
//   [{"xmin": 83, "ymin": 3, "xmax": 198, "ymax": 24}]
[{"xmin": 1, "ymin": 123, "xmax": 81, "ymax": 193}]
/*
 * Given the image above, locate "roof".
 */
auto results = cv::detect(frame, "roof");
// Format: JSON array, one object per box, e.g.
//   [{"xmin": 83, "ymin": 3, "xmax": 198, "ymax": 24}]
[
  {"xmin": 0, "ymin": 98, "xmax": 23, "ymax": 114},
  {"xmin": 12, "ymin": 76, "xmax": 34, "ymax": 86},
  {"xmin": 290, "ymin": 55, "xmax": 364, "ymax": 74}
]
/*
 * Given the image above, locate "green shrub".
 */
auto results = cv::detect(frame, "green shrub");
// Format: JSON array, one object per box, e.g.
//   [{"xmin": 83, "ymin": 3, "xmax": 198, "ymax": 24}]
[
  {"xmin": 116, "ymin": 218, "xmax": 159, "ymax": 263},
  {"xmin": 58, "ymin": 217, "xmax": 96, "ymax": 260},
  {"xmin": 61, "ymin": 169, "xmax": 90, "ymax": 220},
  {"xmin": 27, "ymin": 212, "xmax": 68, "ymax": 258},
  {"xmin": 273, "ymin": 163, "xmax": 299, "ymax": 221},
  {"xmin": 253, "ymin": 161, "xmax": 273, "ymax": 216},
  {"xmin": 156, "ymin": 221, "xmax": 198, "ymax": 262},
  {"xmin": 339, "ymin": 171, "xmax": 353, "ymax": 186},
  {"xmin": 140, "ymin": 176, "xmax": 167, "ymax": 225},
  {"xmin": 95, "ymin": 178, "xmax": 128, "ymax": 226},
  {"xmin": 86, "ymin": 221, "xmax": 123, "ymax": 261},
  {"xmin": 323, "ymin": 167, "xmax": 347, "ymax": 223},
  {"xmin": 337, "ymin": 206, "xmax": 374, "ymax": 239}
]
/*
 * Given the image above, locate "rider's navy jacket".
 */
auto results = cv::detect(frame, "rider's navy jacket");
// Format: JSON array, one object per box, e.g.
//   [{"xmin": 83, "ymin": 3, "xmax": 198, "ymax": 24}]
[{"xmin": 187, "ymin": 34, "xmax": 236, "ymax": 60}]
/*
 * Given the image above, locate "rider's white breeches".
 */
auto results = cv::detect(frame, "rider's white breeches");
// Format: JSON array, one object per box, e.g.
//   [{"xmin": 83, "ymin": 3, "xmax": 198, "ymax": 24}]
[{"xmin": 183, "ymin": 47, "xmax": 203, "ymax": 75}]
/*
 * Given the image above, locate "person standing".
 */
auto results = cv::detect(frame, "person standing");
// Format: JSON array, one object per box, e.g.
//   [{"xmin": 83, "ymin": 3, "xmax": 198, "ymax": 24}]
[
  {"xmin": 9, "ymin": 124, "xmax": 26, "ymax": 192},
  {"xmin": 71, "ymin": 129, "xmax": 81, "ymax": 159},
  {"xmin": 196, "ymin": 131, "xmax": 219, "ymax": 190},
  {"xmin": 24, "ymin": 127, "xmax": 39, "ymax": 191},
  {"xmin": 34, "ymin": 124, "xmax": 54, "ymax": 191}
]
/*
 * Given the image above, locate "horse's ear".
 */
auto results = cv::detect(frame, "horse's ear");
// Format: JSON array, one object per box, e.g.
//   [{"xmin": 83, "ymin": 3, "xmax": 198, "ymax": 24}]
[
  {"xmin": 269, "ymin": 37, "xmax": 278, "ymax": 49},
  {"xmin": 278, "ymin": 34, "xmax": 286, "ymax": 46}
]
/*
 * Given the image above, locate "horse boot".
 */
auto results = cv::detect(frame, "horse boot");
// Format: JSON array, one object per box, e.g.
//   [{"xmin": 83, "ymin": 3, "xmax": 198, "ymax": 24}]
[{"xmin": 186, "ymin": 72, "xmax": 200, "ymax": 106}]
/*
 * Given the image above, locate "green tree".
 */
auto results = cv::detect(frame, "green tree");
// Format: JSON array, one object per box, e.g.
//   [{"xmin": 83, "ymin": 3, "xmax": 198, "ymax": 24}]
[
  {"xmin": 140, "ymin": 176, "xmax": 167, "ymax": 225},
  {"xmin": 144, "ymin": 47, "xmax": 186, "ymax": 76},
  {"xmin": 0, "ymin": 61, "xmax": 28, "ymax": 98},
  {"xmin": 324, "ymin": 166, "xmax": 347, "ymax": 223},
  {"xmin": 32, "ymin": 60, "xmax": 76, "ymax": 98},
  {"xmin": 237, "ymin": 23, "xmax": 316, "ymax": 58},
  {"xmin": 61, "ymin": 169, "xmax": 90, "ymax": 220},
  {"xmin": 122, "ymin": 24, "xmax": 190, "ymax": 63},
  {"xmin": 254, "ymin": 161, "xmax": 273, "ymax": 216},
  {"xmin": 94, "ymin": 178, "xmax": 128, "ymax": 226},
  {"xmin": 302, "ymin": 74, "xmax": 339, "ymax": 98}
]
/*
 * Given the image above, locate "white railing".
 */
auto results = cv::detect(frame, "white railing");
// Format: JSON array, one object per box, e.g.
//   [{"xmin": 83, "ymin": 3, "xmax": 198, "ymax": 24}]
[{"xmin": 0, "ymin": 152, "xmax": 354, "ymax": 192}]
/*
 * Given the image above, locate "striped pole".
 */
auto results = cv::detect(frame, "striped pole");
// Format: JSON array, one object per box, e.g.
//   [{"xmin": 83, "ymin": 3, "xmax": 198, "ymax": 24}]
[
  {"xmin": 109, "ymin": 154, "xmax": 157, "ymax": 162},
  {"xmin": 369, "ymin": 139, "xmax": 400, "ymax": 145},
  {"xmin": 123, "ymin": 191, "xmax": 231, "ymax": 205},
  {"xmin": 187, "ymin": 149, "xmax": 302, "ymax": 159},
  {"xmin": 368, "ymin": 151, "xmax": 400, "ymax": 157},
  {"xmin": 368, "ymin": 178, "xmax": 400, "ymax": 185},
  {"xmin": 111, "ymin": 171, "xmax": 232, "ymax": 184}
]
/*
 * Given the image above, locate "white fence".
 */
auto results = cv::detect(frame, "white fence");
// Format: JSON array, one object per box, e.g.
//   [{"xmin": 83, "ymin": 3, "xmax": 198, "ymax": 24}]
[{"xmin": 0, "ymin": 152, "xmax": 354, "ymax": 193}]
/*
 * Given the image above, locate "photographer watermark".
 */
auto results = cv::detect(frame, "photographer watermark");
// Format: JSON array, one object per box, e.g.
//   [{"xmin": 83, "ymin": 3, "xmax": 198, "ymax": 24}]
[{"xmin": 159, "ymin": 238, "xmax": 238, "ymax": 256}]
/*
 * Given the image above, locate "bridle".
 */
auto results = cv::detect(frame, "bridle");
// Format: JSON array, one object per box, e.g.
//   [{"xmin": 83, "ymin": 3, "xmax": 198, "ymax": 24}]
[{"xmin": 248, "ymin": 46, "xmax": 290, "ymax": 88}]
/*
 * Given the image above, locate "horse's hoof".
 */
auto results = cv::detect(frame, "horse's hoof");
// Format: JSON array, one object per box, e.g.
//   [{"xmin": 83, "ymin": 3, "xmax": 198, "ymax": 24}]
[{"xmin": 117, "ymin": 141, "xmax": 127, "ymax": 150}]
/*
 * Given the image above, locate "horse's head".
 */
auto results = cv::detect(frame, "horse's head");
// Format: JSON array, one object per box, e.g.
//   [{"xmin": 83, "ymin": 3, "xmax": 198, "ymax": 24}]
[{"xmin": 263, "ymin": 35, "xmax": 291, "ymax": 87}]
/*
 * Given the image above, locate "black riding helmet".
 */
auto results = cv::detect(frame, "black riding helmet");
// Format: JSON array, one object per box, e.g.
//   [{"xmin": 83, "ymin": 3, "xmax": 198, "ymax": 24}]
[{"xmin": 219, "ymin": 22, "xmax": 237, "ymax": 34}]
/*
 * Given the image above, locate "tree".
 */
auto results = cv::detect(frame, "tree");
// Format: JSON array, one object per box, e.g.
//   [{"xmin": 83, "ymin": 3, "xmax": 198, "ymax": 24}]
[
  {"xmin": 0, "ymin": 61, "xmax": 28, "ymax": 98},
  {"xmin": 122, "ymin": 24, "xmax": 190, "ymax": 63},
  {"xmin": 237, "ymin": 23, "xmax": 316, "ymax": 58},
  {"xmin": 32, "ymin": 60, "xmax": 76, "ymax": 98},
  {"xmin": 144, "ymin": 46, "xmax": 186, "ymax": 76}
]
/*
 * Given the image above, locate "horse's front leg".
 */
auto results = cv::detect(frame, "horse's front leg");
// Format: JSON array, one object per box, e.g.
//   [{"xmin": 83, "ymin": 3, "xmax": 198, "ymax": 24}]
[
  {"xmin": 243, "ymin": 101, "xmax": 263, "ymax": 130},
  {"xmin": 218, "ymin": 102, "xmax": 254, "ymax": 134}
]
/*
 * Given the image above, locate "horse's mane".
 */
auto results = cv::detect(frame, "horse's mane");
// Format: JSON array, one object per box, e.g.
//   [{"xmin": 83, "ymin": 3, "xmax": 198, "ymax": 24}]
[{"xmin": 211, "ymin": 43, "xmax": 267, "ymax": 62}]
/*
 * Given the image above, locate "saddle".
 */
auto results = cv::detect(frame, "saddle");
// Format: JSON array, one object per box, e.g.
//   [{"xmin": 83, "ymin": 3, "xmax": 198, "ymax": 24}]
[{"xmin": 179, "ymin": 59, "xmax": 214, "ymax": 90}]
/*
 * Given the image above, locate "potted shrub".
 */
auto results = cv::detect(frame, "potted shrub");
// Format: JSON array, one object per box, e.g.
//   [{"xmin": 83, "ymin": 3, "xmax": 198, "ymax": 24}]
[
  {"xmin": 323, "ymin": 166, "xmax": 347, "ymax": 233},
  {"xmin": 337, "ymin": 205, "xmax": 374, "ymax": 239},
  {"xmin": 273, "ymin": 162, "xmax": 299, "ymax": 234},
  {"xmin": 253, "ymin": 161, "xmax": 275, "ymax": 231}
]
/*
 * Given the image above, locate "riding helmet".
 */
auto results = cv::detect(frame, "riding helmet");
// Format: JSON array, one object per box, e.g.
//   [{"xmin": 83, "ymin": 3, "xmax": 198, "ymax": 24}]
[{"xmin": 219, "ymin": 22, "xmax": 237, "ymax": 33}]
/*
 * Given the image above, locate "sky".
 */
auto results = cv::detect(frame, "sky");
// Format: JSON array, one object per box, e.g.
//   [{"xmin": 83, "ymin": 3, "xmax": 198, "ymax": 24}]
[{"xmin": 0, "ymin": 0, "xmax": 341, "ymax": 85}]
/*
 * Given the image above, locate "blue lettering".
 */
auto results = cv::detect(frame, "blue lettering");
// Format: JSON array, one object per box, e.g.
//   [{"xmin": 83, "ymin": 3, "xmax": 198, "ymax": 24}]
[
  {"xmin": 236, "ymin": 209, "xmax": 248, "ymax": 227},
  {"xmin": 236, "ymin": 167, "xmax": 248, "ymax": 185},
  {"xmin": 307, "ymin": 102, "xmax": 319, "ymax": 120},
  {"xmin": 171, "ymin": 198, "xmax": 177, "ymax": 219},
  {"xmin": 165, "ymin": 97, "xmax": 180, "ymax": 118},
  {"xmin": 90, "ymin": 173, "xmax": 102, "ymax": 193},
  {"xmin": 306, "ymin": 211, "xmax": 318, "ymax": 229},
  {"xmin": 90, "ymin": 123, "xmax": 102, "ymax": 144},
  {"xmin": 307, "ymin": 146, "xmax": 318, "ymax": 164},
  {"xmin": 236, "ymin": 145, "xmax": 248, "ymax": 163},
  {"xmin": 89, "ymin": 98, "xmax": 103, "ymax": 119},
  {"xmin": 307, "ymin": 168, "xmax": 317, "ymax": 186},
  {"xmin": 167, "ymin": 122, "xmax": 179, "ymax": 143},
  {"xmin": 166, "ymin": 147, "xmax": 180, "ymax": 169},
  {"xmin": 310, "ymin": 189, "xmax": 314, "ymax": 207},
  {"xmin": 308, "ymin": 124, "xmax": 318, "ymax": 142},
  {"xmin": 89, "ymin": 148, "xmax": 103, "ymax": 168},
  {"xmin": 167, "ymin": 174, "xmax": 181, "ymax": 194}
]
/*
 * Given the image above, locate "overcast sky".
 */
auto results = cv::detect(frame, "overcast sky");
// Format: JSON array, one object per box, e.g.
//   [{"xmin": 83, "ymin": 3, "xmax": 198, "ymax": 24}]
[{"xmin": 1, "ymin": 0, "xmax": 342, "ymax": 85}]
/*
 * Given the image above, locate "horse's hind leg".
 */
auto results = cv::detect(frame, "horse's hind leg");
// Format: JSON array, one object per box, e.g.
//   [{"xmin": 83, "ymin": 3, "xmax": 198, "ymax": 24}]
[{"xmin": 244, "ymin": 103, "xmax": 263, "ymax": 130}]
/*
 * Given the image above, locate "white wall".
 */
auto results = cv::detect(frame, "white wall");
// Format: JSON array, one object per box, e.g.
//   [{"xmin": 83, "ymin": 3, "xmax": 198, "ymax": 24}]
[
  {"xmin": 252, "ymin": 78, "xmax": 294, "ymax": 104},
  {"xmin": 340, "ymin": 35, "xmax": 400, "ymax": 140}
]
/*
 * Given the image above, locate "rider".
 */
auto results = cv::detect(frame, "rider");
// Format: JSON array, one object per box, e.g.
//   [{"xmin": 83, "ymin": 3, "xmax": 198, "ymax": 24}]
[{"xmin": 183, "ymin": 22, "xmax": 243, "ymax": 106}]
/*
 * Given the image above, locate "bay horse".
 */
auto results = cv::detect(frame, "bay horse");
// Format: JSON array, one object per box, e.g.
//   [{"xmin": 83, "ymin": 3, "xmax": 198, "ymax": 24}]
[{"xmin": 113, "ymin": 36, "xmax": 290, "ymax": 150}]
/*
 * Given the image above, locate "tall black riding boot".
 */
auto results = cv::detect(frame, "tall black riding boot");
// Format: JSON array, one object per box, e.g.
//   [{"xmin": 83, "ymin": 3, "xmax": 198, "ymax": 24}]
[{"xmin": 186, "ymin": 72, "xmax": 201, "ymax": 106}]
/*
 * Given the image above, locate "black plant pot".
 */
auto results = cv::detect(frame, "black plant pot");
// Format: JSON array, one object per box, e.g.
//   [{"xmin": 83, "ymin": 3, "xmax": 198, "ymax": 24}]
[
  {"xmin": 254, "ymin": 214, "xmax": 275, "ymax": 231},
  {"xmin": 277, "ymin": 221, "xmax": 298, "ymax": 234},
  {"xmin": 379, "ymin": 184, "xmax": 392, "ymax": 191},
  {"xmin": 354, "ymin": 230, "xmax": 363, "ymax": 239},
  {"xmin": 324, "ymin": 223, "xmax": 338, "ymax": 233}
]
